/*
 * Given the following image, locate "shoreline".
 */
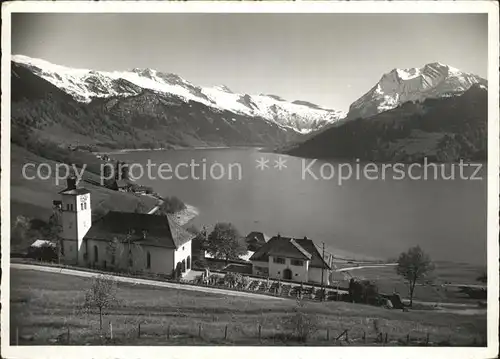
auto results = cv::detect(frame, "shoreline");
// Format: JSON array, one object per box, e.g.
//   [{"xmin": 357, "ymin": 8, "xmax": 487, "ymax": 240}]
[{"xmin": 95, "ymin": 145, "xmax": 263, "ymax": 156}]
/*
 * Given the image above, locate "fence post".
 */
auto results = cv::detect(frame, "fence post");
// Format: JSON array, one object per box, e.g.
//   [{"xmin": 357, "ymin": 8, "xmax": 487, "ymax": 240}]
[
  {"xmin": 16, "ymin": 327, "xmax": 19, "ymax": 346},
  {"xmin": 224, "ymin": 325, "xmax": 228, "ymax": 340},
  {"xmin": 198, "ymin": 324, "xmax": 202, "ymax": 338},
  {"xmin": 167, "ymin": 325, "xmax": 171, "ymax": 340},
  {"xmin": 67, "ymin": 327, "xmax": 70, "ymax": 344},
  {"xmin": 362, "ymin": 331, "xmax": 366, "ymax": 343},
  {"xmin": 345, "ymin": 330, "xmax": 349, "ymax": 342},
  {"xmin": 138, "ymin": 323, "xmax": 141, "ymax": 338},
  {"xmin": 110, "ymin": 322, "xmax": 113, "ymax": 340},
  {"xmin": 258, "ymin": 324, "xmax": 262, "ymax": 342},
  {"xmin": 327, "ymin": 329, "xmax": 330, "ymax": 341},
  {"xmin": 426, "ymin": 332, "xmax": 429, "ymax": 345},
  {"xmin": 406, "ymin": 333, "xmax": 410, "ymax": 345}
]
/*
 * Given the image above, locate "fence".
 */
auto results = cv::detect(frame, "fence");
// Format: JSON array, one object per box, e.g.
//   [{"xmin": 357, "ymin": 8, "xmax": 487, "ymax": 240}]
[{"xmin": 12, "ymin": 322, "xmax": 487, "ymax": 347}]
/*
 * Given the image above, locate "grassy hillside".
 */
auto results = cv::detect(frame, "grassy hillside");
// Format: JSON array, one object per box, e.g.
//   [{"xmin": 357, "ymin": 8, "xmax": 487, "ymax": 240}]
[
  {"xmin": 10, "ymin": 144, "xmax": 156, "ymax": 252},
  {"xmin": 10, "ymin": 269, "xmax": 486, "ymax": 346}
]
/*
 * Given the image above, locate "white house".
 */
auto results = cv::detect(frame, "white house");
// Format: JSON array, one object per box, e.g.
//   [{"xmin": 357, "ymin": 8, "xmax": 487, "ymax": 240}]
[
  {"xmin": 58, "ymin": 178, "xmax": 194, "ymax": 277},
  {"xmin": 249, "ymin": 235, "xmax": 332, "ymax": 285}
]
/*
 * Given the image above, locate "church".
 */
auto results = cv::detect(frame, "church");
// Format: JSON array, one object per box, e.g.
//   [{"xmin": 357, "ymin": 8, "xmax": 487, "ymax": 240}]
[{"xmin": 56, "ymin": 178, "xmax": 194, "ymax": 277}]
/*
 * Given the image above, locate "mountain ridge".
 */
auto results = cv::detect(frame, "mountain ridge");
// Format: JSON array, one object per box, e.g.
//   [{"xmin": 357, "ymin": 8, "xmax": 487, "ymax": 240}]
[
  {"xmin": 346, "ymin": 62, "xmax": 487, "ymax": 120},
  {"xmin": 11, "ymin": 62, "xmax": 301, "ymax": 151},
  {"xmin": 12, "ymin": 54, "xmax": 345, "ymax": 134},
  {"xmin": 286, "ymin": 83, "xmax": 487, "ymax": 162}
]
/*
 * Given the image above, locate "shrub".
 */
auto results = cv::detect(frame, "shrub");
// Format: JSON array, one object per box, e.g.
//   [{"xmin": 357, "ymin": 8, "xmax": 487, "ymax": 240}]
[
  {"xmin": 284, "ymin": 299, "xmax": 318, "ymax": 342},
  {"xmin": 27, "ymin": 242, "xmax": 58, "ymax": 262},
  {"xmin": 223, "ymin": 272, "xmax": 241, "ymax": 288},
  {"xmin": 348, "ymin": 279, "xmax": 380, "ymax": 304},
  {"xmin": 240, "ymin": 275, "xmax": 251, "ymax": 289}
]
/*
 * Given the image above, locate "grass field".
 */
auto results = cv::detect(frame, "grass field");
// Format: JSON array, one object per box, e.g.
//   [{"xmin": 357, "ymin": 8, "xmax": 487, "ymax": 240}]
[
  {"xmin": 10, "ymin": 269, "xmax": 487, "ymax": 346},
  {"xmin": 332, "ymin": 261, "xmax": 486, "ymax": 305}
]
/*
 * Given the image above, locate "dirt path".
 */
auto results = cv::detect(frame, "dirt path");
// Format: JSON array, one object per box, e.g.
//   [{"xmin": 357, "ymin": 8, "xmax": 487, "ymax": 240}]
[{"xmin": 11, "ymin": 263, "xmax": 285, "ymax": 301}]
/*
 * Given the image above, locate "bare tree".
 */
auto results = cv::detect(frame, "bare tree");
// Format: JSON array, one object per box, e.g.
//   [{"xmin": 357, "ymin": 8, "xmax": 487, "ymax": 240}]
[
  {"xmin": 84, "ymin": 275, "xmax": 119, "ymax": 330},
  {"xmin": 395, "ymin": 246, "xmax": 434, "ymax": 307}
]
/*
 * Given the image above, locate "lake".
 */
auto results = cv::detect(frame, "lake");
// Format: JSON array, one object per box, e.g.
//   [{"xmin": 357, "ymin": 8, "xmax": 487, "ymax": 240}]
[{"xmin": 113, "ymin": 148, "xmax": 487, "ymax": 265}]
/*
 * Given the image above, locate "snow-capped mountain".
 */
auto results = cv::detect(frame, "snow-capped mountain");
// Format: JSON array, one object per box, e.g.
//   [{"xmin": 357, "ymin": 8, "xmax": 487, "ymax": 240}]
[
  {"xmin": 12, "ymin": 55, "xmax": 345, "ymax": 133},
  {"xmin": 347, "ymin": 62, "xmax": 487, "ymax": 120}
]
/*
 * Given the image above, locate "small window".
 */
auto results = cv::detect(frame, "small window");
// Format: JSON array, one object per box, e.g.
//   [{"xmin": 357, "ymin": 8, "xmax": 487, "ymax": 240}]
[
  {"xmin": 182, "ymin": 246, "xmax": 185, "ymax": 250},
  {"xmin": 273, "ymin": 257, "xmax": 285, "ymax": 264},
  {"xmin": 67, "ymin": 204, "xmax": 70, "ymax": 211},
  {"xmin": 84, "ymin": 203, "xmax": 87, "ymax": 210},
  {"xmin": 291, "ymin": 259, "xmax": 304, "ymax": 266},
  {"xmin": 81, "ymin": 203, "xmax": 84, "ymax": 210},
  {"xmin": 146, "ymin": 252, "xmax": 151, "ymax": 269}
]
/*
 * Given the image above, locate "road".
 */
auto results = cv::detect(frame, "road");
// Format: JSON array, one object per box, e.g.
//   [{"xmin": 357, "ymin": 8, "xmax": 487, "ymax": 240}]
[
  {"xmin": 335, "ymin": 263, "xmax": 397, "ymax": 272},
  {"xmin": 11, "ymin": 263, "xmax": 285, "ymax": 301}
]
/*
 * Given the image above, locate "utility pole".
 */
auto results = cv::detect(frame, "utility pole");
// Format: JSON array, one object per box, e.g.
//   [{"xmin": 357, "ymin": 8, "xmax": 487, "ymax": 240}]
[{"xmin": 321, "ymin": 242, "xmax": 325, "ymax": 301}]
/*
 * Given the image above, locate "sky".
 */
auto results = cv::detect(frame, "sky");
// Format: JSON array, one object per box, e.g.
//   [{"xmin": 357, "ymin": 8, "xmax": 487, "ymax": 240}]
[{"xmin": 11, "ymin": 13, "xmax": 488, "ymax": 111}]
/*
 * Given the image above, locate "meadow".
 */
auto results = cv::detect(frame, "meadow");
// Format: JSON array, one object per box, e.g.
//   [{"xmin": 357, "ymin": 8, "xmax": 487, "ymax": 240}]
[{"xmin": 10, "ymin": 269, "xmax": 487, "ymax": 346}]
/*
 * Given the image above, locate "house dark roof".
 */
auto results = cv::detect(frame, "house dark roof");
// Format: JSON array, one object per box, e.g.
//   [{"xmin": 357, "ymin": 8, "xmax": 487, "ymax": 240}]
[
  {"xmin": 245, "ymin": 231, "xmax": 268, "ymax": 251},
  {"xmin": 246, "ymin": 231, "xmax": 266, "ymax": 244},
  {"xmin": 293, "ymin": 237, "xmax": 332, "ymax": 269},
  {"xmin": 85, "ymin": 211, "xmax": 194, "ymax": 249},
  {"xmin": 250, "ymin": 235, "xmax": 331, "ymax": 269}
]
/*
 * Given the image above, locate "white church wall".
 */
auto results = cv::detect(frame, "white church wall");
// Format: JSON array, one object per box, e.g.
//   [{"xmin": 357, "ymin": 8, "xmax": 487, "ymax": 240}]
[
  {"xmin": 173, "ymin": 239, "xmax": 192, "ymax": 274},
  {"xmin": 85, "ymin": 239, "xmax": 175, "ymax": 276}
]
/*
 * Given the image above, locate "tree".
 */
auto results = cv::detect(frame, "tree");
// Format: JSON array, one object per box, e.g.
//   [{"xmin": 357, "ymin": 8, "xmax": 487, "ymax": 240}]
[
  {"xmin": 395, "ymin": 246, "xmax": 434, "ymax": 307},
  {"xmin": 187, "ymin": 225, "xmax": 209, "ymax": 260},
  {"xmin": 84, "ymin": 275, "xmax": 118, "ymax": 330},
  {"xmin": 11, "ymin": 215, "xmax": 31, "ymax": 247},
  {"xmin": 44, "ymin": 210, "xmax": 63, "ymax": 263},
  {"xmin": 158, "ymin": 196, "xmax": 186, "ymax": 214},
  {"xmin": 206, "ymin": 223, "xmax": 247, "ymax": 265}
]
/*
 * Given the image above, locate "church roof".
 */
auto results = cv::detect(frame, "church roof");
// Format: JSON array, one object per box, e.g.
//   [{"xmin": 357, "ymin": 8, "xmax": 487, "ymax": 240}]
[{"xmin": 85, "ymin": 211, "xmax": 194, "ymax": 249}]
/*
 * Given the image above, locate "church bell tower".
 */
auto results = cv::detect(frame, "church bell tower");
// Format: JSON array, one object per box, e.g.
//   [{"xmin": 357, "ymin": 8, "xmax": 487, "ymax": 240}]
[{"xmin": 59, "ymin": 177, "xmax": 92, "ymax": 264}]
